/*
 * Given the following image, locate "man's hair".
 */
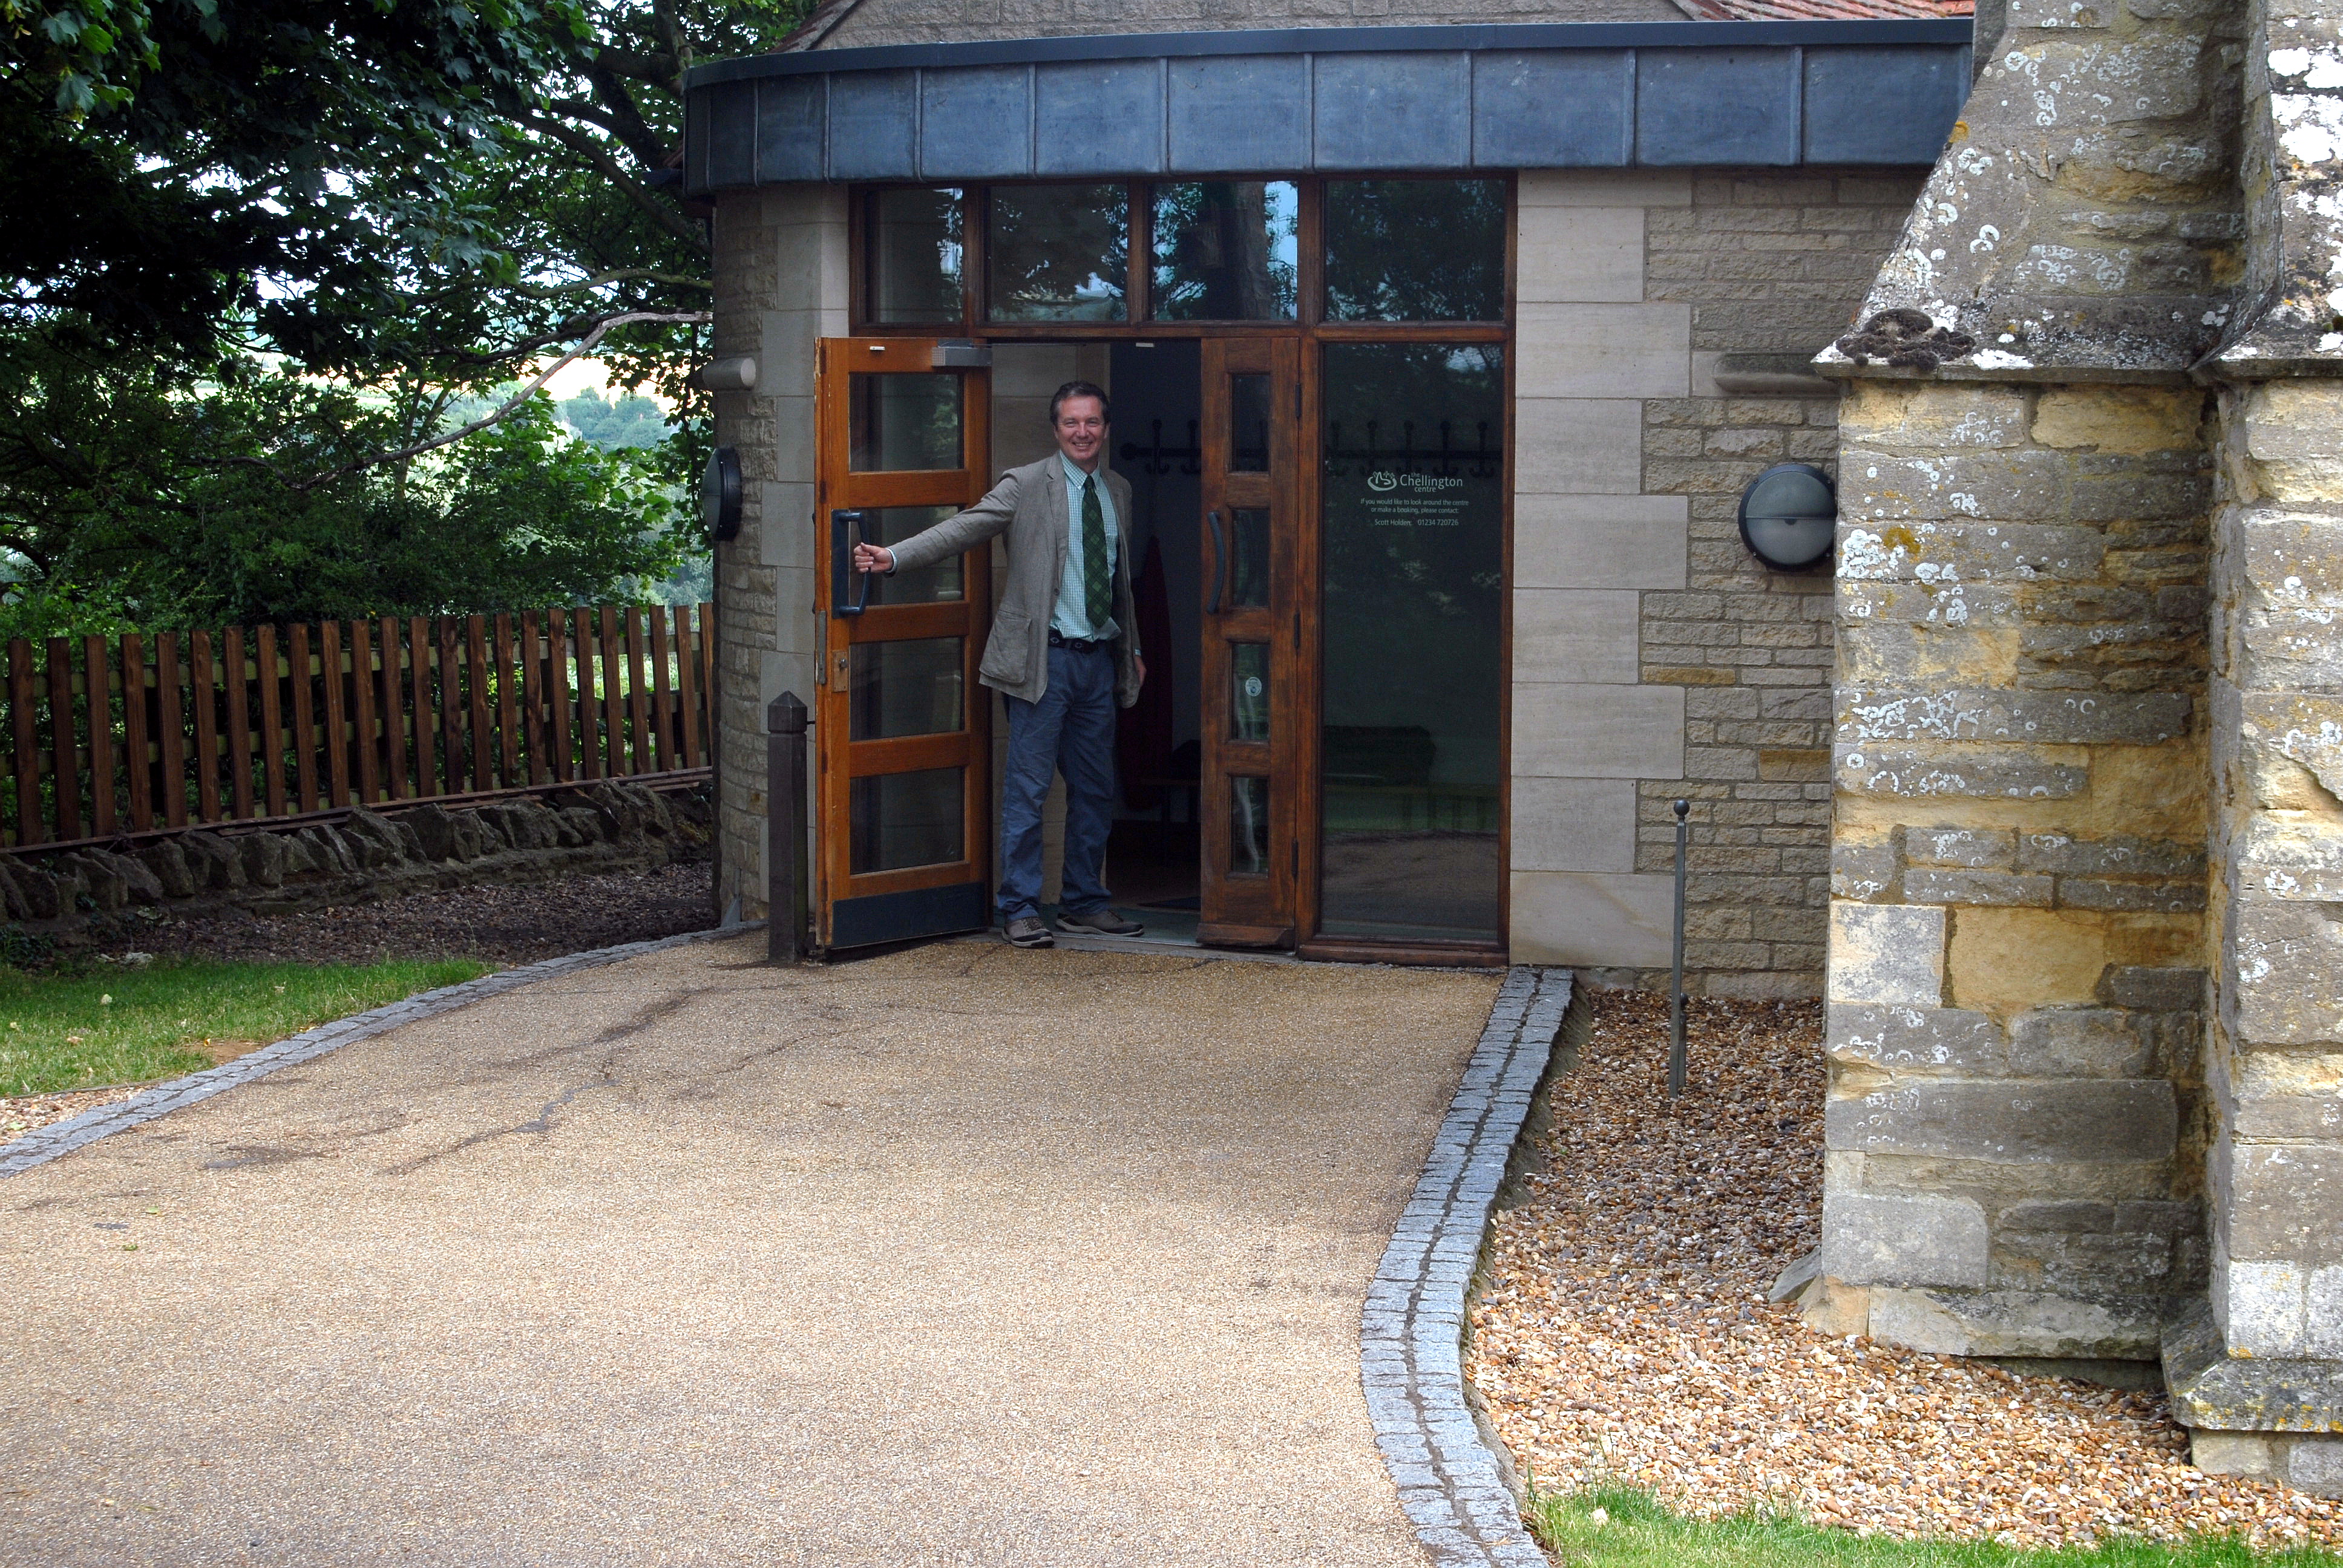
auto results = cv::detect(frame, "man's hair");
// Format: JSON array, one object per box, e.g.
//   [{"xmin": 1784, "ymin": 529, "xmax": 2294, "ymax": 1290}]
[{"xmin": 1049, "ymin": 381, "xmax": 1110, "ymax": 425}]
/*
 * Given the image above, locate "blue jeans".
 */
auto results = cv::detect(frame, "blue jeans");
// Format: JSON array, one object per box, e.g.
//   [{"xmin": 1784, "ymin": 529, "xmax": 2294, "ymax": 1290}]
[{"xmin": 998, "ymin": 642, "xmax": 1117, "ymax": 922}]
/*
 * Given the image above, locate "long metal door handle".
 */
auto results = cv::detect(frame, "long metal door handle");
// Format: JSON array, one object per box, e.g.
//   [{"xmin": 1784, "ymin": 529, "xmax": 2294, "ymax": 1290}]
[
  {"xmin": 1205, "ymin": 509, "xmax": 1224, "ymax": 616},
  {"xmin": 831, "ymin": 509, "xmax": 870, "ymax": 616}
]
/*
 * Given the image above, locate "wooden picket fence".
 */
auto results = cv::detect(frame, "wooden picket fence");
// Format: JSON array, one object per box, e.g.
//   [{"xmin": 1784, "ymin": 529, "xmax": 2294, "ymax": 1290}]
[{"xmin": 1, "ymin": 605, "xmax": 714, "ymax": 850}]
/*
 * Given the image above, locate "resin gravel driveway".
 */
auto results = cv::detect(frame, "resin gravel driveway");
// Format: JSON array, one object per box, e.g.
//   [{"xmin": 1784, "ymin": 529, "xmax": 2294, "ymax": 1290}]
[{"xmin": 0, "ymin": 936, "xmax": 1495, "ymax": 1567}]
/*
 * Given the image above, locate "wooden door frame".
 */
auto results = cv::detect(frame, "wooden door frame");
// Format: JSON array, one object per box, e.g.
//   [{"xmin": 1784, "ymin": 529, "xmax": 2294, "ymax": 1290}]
[{"xmin": 811, "ymin": 337, "xmax": 995, "ymax": 950}]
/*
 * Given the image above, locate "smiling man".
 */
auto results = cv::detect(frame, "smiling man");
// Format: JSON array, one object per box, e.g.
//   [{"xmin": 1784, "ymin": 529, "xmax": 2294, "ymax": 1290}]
[{"xmin": 854, "ymin": 381, "xmax": 1147, "ymax": 949}]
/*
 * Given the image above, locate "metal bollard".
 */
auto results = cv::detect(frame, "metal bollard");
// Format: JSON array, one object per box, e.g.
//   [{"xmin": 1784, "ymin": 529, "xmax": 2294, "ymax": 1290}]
[
  {"xmin": 1669, "ymin": 797, "xmax": 1689, "ymax": 1098},
  {"xmin": 766, "ymin": 691, "xmax": 809, "ymax": 964}
]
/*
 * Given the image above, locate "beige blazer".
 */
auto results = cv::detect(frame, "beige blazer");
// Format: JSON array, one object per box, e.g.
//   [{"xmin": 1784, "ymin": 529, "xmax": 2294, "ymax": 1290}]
[{"xmin": 885, "ymin": 455, "xmax": 1142, "ymax": 709}]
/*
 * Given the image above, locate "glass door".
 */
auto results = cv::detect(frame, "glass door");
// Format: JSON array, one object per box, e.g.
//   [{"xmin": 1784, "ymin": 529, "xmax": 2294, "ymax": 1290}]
[
  {"xmin": 813, "ymin": 338, "xmax": 994, "ymax": 949},
  {"xmin": 1197, "ymin": 336, "xmax": 1302, "ymax": 946}
]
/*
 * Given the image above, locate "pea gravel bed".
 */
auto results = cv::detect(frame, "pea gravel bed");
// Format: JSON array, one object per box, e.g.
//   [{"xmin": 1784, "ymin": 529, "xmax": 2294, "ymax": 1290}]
[
  {"xmin": 0, "ymin": 863, "xmax": 716, "ymax": 1140},
  {"xmin": 1466, "ymin": 988, "xmax": 2343, "ymax": 1552}
]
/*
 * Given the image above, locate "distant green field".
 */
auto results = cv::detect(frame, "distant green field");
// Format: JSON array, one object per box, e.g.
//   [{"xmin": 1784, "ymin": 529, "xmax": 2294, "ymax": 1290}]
[
  {"xmin": 1524, "ymin": 1487, "xmax": 2342, "ymax": 1568},
  {"xmin": 0, "ymin": 957, "xmax": 490, "ymax": 1096}
]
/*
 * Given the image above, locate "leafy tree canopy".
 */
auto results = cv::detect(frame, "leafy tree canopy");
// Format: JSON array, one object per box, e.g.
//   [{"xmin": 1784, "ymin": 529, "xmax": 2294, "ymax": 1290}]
[{"xmin": 0, "ymin": 0, "xmax": 811, "ymax": 628}]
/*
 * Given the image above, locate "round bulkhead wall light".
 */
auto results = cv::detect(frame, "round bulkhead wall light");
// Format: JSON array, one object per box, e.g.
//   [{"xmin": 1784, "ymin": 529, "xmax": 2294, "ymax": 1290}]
[
  {"xmin": 1737, "ymin": 462, "xmax": 1837, "ymax": 572},
  {"xmin": 703, "ymin": 445, "xmax": 744, "ymax": 542}
]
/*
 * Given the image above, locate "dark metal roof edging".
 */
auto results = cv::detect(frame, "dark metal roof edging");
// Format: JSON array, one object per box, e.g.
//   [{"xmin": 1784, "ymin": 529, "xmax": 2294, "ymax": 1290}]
[
  {"xmin": 682, "ymin": 18, "xmax": 1974, "ymax": 188},
  {"xmin": 684, "ymin": 17, "xmax": 1973, "ymax": 86}
]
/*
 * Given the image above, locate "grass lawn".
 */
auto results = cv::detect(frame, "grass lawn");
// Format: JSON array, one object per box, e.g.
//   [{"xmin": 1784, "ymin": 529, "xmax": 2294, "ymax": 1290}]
[
  {"xmin": 0, "ymin": 956, "xmax": 491, "ymax": 1096},
  {"xmin": 1525, "ymin": 1488, "xmax": 2343, "ymax": 1568}
]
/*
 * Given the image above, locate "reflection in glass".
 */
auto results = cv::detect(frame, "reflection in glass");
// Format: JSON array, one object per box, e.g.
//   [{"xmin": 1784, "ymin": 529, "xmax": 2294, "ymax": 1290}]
[
  {"xmin": 1319, "ymin": 342, "xmax": 1506, "ymax": 941},
  {"xmin": 850, "ymin": 767, "xmax": 965, "ymax": 874},
  {"xmin": 850, "ymin": 638, "xmax": 965, "ymax": 742},
  {"xmin": 1230, "ymin": 777, "xmax": 1270, "ymax": 877},
  {"xmin": 1229, "ymin": 375, "xmax": 1271, "ymax": 473},
  {"xmin": 867, "ymin": 188, "xmax": 963, "ymax": 324},
  {"xmin": 1230, "ymin": 507, "xmax": 1270, "ymax": 607},
  {"xmin": 862, "ymin": 506, "xmax": 964, "ymax": 606},
  {"xmin": 1230, "ymin": 644, "xmax": 1270, "ymax": 742},
  {"xmin": 1325, "ymin": 180, "xmax": 1507, "ymax": 322},
  {"xmin": 987, "ymin": 184, "xmax": 1128, "ymax": 321},
  {"xmin": 849, "ymin": 374, "xmax": 962, "ymax": 471},
  {"xmin": 1152, "ymin": 181, "xmax": 1299, "ymax": 321}
]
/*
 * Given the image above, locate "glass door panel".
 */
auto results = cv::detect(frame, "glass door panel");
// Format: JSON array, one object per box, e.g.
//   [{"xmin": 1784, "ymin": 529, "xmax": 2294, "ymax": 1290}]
[
  {"xmin": 1317, "ymin": 341, "xmax": 1505, "ymax": 943},
  {"xmin": 1196, "ymin": 336, "xmax": 1300, "ymax": 947},
  {"xmin": 816, "ymin": 338, "xmax": 994, "ymax": 951}
]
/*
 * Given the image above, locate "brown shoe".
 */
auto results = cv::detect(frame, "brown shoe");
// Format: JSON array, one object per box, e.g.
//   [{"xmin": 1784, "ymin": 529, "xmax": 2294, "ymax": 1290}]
[{"xmin": 1003, "ymin": 915, "xmax": 1054, "ymax": 949}]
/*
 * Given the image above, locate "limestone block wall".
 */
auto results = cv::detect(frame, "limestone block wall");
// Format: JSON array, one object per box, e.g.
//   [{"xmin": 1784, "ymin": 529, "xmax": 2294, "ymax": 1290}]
[
  {"xmin": 1512, "ymin": 169, "xmax": 1924, "ymax": 993},
  {"xmin": 1817, "ymin": 376, "xmax": 2214, "ymax": 1362},
  {"xmin": 709, "ymin": 185, "xmax": 847, "ymax": 920}
]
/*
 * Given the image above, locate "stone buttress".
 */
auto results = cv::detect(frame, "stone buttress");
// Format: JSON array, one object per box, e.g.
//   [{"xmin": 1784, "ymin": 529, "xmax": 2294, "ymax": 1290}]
[{"xmin": 1811, "ymin": 0, "xmax": 2343, "ymax": 1491}]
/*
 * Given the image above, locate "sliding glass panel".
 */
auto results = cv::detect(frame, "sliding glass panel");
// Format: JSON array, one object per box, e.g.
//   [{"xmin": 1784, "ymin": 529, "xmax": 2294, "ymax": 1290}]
[
  {"xmin": 867, "ymin": 188, "xmax": 964, "ymax": 324},
  {"xmin": 986, "ymin": 183, "xmax": 1129, "ymax": 322},
  {"xmin": 1320, "ymin": 342, "xmax": 1506, "ymax": 941},
  {"xmin": 848, "ymin": 374, "xmax": 963, "ymax": 472},
  {"xmin": 849, "ymin": 638, "xmax": 966, "ymax": 741},
  {"xmin": 850, "ymin": 766, "xmax": 965, "ymax": 874},
  {"xmin": 863, "ymin": 506, "xmax": 965, "ymax": 606},
  {"xmin": 1324, "ymin": 180, "xmax": 1507, "ymax": 323},
  {"xmin": 1230, "ymin": 777, "xmax": 1270, "ymax": 877},
  {"xmin": 1151, "ymin": 181, "xmax": 1300, "ymax": 321}
]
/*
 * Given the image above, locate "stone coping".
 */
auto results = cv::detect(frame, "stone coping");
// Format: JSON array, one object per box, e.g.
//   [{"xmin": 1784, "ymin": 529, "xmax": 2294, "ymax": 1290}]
[
  {"xmin": 0, "ymin": 923, "xmax": 759, "ymax": 1179},
  {"xmin": 1365, "ymin": 964, "xmax": 1571, "ymax": 1567}
]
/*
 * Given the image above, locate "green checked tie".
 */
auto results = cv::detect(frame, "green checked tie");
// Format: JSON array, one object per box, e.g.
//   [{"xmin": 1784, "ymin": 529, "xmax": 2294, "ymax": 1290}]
[{"xmin": 1081, "ymin": 475, "xmax": 1112, "ymax": 633}]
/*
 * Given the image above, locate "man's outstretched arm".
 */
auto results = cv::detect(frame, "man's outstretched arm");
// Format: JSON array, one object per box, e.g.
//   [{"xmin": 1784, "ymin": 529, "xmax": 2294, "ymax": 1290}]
[{"xmin": 851, "ymin": 469, "xmax": 1024, "ymax": 575}]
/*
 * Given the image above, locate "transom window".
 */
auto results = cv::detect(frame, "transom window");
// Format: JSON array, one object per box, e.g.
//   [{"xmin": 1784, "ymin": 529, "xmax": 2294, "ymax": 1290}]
[{"xmin": 855, "ymin": 178, "xmax": 1507, "ymax": 329}]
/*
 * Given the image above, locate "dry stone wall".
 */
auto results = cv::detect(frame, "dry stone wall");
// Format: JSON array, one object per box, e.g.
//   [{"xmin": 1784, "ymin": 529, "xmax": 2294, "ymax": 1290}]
[{"xmin": 0, "ymin": 782, "xmax": 709, "ymax": 946}]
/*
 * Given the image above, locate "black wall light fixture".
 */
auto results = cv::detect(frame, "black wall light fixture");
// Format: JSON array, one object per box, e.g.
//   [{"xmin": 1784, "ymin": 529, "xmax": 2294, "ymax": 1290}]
[
  {"xmin": 703, "ymin": 446, "xmax": 743, "ymax": 542},
  {"xmin": 1737, "ymin": 462, "xmax": 1837, "ymax": 571}
]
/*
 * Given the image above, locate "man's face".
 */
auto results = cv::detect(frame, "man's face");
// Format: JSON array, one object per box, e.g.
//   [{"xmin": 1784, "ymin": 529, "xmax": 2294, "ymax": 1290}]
[{"xmin": 1053, "ymin": 396, "xmax": 1107, "ymax": 471}]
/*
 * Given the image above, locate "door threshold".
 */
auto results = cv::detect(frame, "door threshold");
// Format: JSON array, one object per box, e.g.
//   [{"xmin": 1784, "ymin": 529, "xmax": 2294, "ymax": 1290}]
[{"xmin": 953, "ymin": 927, "xmax": 1298, "ymax": 964}]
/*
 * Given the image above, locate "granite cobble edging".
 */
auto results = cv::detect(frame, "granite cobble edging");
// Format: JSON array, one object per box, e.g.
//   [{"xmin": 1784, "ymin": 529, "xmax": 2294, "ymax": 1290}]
[
  {"xmin": 0, "ymin": 922, "xmax": 758, "ymax": 1178},
  {"xmin": 1366, "ymin": 964, "xmax": 1572, "ymax": 1568}
]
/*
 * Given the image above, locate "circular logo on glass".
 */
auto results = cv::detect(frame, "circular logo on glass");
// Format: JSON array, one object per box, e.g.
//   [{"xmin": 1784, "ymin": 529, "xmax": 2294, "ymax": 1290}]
[{"xmin": 1243, "ymin": 676, "xmax": 1263, "ymax": 698}]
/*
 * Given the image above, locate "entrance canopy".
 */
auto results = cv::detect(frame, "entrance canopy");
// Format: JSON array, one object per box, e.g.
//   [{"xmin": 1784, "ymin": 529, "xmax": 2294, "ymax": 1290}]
[{"xmin": 681, "ymin": 18, "xmax": 1972, "ymax": 192}]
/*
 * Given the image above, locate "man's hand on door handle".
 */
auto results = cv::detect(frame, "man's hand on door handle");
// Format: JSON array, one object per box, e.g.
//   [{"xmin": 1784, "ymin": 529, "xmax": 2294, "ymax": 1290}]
[{"xmin": 851, "ymin": 541, "xmax": 894, "ymax": 574}]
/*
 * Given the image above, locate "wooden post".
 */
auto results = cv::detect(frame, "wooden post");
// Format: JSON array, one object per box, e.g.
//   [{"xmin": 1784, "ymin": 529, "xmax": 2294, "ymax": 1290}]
[
  {"xmin": 767, "ymin": 691, "xmax": 808, "ymax": 963},
  {"xmin": 122, "ymin": 632, "xmax": 151, "ymax": 831},
  {"xmin": 47, "ymin": 638, "xmax": 79, "ymax": 840},
  {"xmin": 573, "ymin": 609, "xmax": 601, "ymax": 781},
  {"xmin": 598, "ymin": 605, "xmax": 626, "ymax": 780},
  {"xmin": 83, "ymin": 636, "xmax": 116, "ymax": 835},
  {"xmin": 466, "ymin": 614, "xmax": 493, "ymax": 789},
  {"xmin": 191, "ymin": 629, "xmax": 221, "ymax": 823},
  {"xmin": 10, "ymin": 640, "xmax": 39, "ymax": 845},
  {"xmin": 408, "ymin": 616, "xmax": 434, "ymax": 795},
  {"xmin": 155, "ymin": 632, "xmax": 186, "ymax": 829},
  {"xmin": 223, "ymin": 627, "xmax": 254, "ymax": 819},
  {"xmin": 675, "ymin": 606, "xmax": 703, "ymax": 770},
  {"xmin": 493, "ymin": 613, "xmax": 520, "ymax": 788},
  {"xmin": 320, "ymin": 621, "xmax": 349, "ymax": 808},
  {"xmin": 256, "ymin": 624, "xmax": 286, "ymax": 817},
  {"xmin": 290, "ymin": 623, "xmax": 319, "ymax": 812}
]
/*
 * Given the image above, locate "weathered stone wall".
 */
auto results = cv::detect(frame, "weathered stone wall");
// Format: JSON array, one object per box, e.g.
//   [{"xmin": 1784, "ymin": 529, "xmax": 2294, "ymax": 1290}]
[
  {"xmin": 709, "ymin": 186, "xmax": 847, "ymax": 920},
  {"xmin": 0, "ymin": 782, "xmax": 708, "ymax": 944},
  {"xmin": 1814, "ymin": 0, "xmax": 2343, "ymax": 1489},
  {"xmin": 1814, "ymin": 376, "xmax": 2214, "ymax": 1364}
]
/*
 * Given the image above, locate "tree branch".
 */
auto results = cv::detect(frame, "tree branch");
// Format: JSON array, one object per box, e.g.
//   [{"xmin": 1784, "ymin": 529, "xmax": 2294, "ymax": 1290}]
[
  {"xmin": 506, "ymin": 269, "xmax": 712, "ymax": 298},
  {"xmin": 289, "ymin": 310, "xmax": 710, "ymax": 491},
  {"xmin": 577, "ymin": 58, "xmax": 672, "ymax": 165},
  {"xmin": 513, "ymin": 112, "xmax": 707, "ymax": 252}
]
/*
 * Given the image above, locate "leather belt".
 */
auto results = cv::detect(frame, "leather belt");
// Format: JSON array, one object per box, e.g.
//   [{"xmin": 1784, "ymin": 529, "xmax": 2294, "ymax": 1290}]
[{"xmin": 1047, "ymin": 630, "xmax": 1113, "ymax": 653}]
